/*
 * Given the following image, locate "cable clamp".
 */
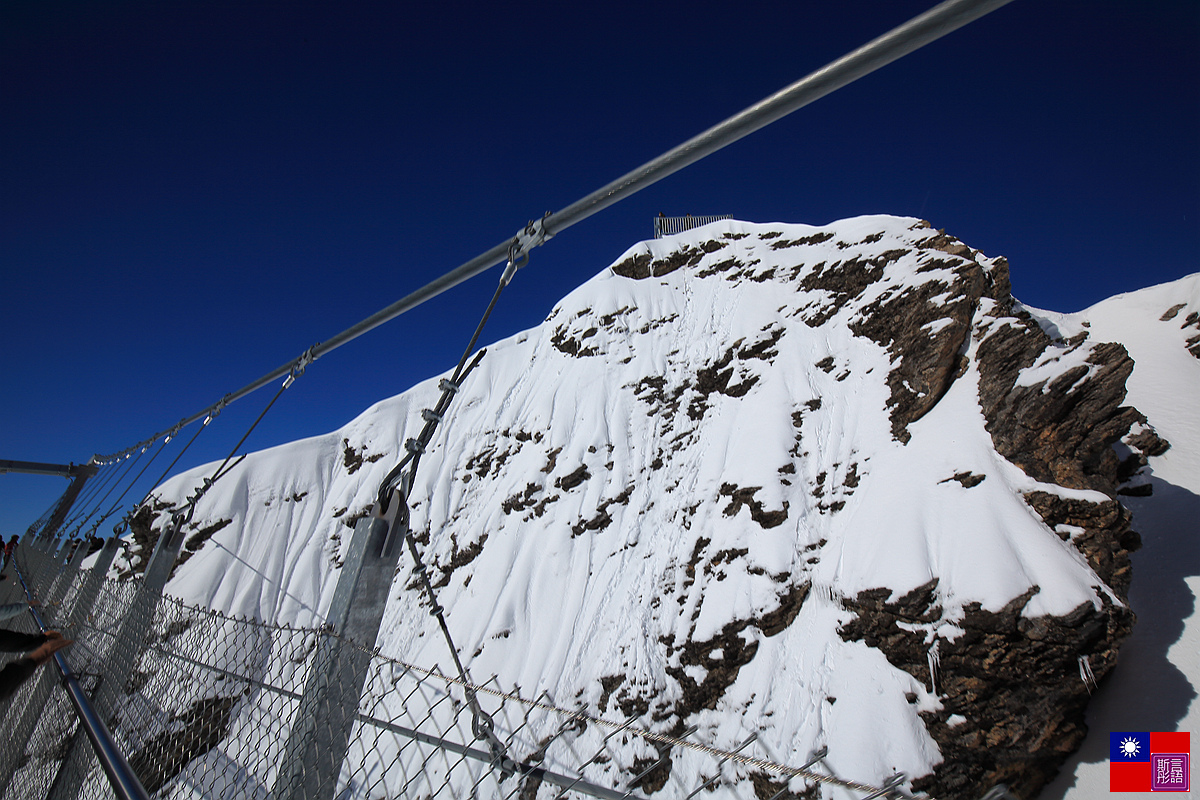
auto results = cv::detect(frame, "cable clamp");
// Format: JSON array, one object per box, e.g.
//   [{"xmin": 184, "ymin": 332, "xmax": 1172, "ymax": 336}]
[
  {"xmin": 438, "ymin": 378, "xmax": 460, "ymax": 395},
  {"xmin": 204, "ymin": 395, "xmax": 231, "ymax": 426},
  {"xmin": 405, "ymin": 438, "xmax": 425, "ymax": 455},
  {"xmin": 505, "ymin": 211, "xmax": 553, "ymax": 279},
  {"xmin": 421, "ymin": 408, "xmax": 442, "ymax": 424},
  {"xmin": 290, "ymin": 344, "xmax": 319, "ymax": 383}
]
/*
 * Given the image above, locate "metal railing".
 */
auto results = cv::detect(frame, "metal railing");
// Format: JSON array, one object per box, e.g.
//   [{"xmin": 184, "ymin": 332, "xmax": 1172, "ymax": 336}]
[
  {"xmin": 653, "ymin": 215, "xmax": 734, "ymax": 239},
  {"xmin": 9, "ymin": 563, "xmax": 150, "ymax": 800}
]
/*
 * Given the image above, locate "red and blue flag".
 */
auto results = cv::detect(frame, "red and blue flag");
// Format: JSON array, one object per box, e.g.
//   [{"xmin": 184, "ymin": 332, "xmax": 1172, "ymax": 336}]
[{"xmin": 1110, "ymin": 732, "xmax": 1190, "ymax": 792}]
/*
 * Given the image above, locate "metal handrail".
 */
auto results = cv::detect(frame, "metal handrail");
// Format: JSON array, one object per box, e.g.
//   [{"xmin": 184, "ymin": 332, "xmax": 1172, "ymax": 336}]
[{"xmin": 13, "ymin": 565, "xmax": 152, "ymax": 800}]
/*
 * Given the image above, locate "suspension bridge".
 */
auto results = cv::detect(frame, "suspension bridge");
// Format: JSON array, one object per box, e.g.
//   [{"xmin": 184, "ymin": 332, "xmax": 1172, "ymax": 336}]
[{"xmin": 2, "ymin": 2, "xmax": 1021, "ymax": 798}]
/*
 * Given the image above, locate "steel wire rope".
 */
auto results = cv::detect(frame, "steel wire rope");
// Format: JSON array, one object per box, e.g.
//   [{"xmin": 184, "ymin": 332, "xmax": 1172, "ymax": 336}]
[
  {"xmin": 23, "ymin": 485, "xmax": 73, "ymax": 538},
  {"xmin": 65, "ymin": 446, "xmax": 150, "ymax": 538},
  {"xmin": 369, "ymin": 249, "xmax": 528, "ymax": 778},
  {"xmin": 66, "ymin": 0, "xmax": 1011, "ymax": 490},
  {"xmin": 181, "ymin": 371, "xmax": 297, "ymax": 518},
  {"xmin": 58, "ymin": 461, "xmax": 122, "ymax": 536},
  {"xmin": 90, "ymin": 432, "xmax": 175, "ymax": 537},
  {"xmin": 117, "ymin": 413, "xmax": 216, "ymax": 534}
]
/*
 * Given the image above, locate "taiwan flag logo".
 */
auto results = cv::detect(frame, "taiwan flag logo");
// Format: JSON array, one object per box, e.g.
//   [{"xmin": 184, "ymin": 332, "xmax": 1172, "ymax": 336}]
[{"xmin": 1110, "ymin": 731, "xmax": 1190, "ymax": 792}]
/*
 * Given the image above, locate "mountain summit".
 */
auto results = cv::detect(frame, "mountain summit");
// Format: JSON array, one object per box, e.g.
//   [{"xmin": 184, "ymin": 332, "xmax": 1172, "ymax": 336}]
[{"xmin": 130, "ymin": 215, "xmax": 1195, "ymax": 799}]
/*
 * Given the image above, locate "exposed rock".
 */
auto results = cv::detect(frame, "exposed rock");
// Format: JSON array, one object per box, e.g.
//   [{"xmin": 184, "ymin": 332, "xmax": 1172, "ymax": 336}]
[
  {"xmin": 718, "ymin": 483, "xmax": 788, "ymax": 529},
  {"xmin": 127, "ymin": 694, "xmax": 242, "ymax": 794},
  {"xmin": 840, "ymin": 583, "xmax": 1133, "ymax": 800},
  {"xmin": 342, "ymin": 438, "xmax": 385, "ymax": 474},
  {"xmin": 1023, "ymin": 492, "xmax": 1139, "ymax": 597},
  {"xmin": 975, "ymin": 309, "xmax": 1140, "ymax": 494},
  {"xmin": 845, "ymin": 240, "xmax": 990, "ymax": 442}
]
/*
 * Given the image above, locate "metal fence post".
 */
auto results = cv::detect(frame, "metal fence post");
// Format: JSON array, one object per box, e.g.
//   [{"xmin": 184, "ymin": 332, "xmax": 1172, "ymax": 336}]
[
  {"xmin": 63, "ymin": 538, "xmax": 122, "ymax": 623},
  {"xmin": 41, "ymin": 538, "xmax": 89, "ymax": 615},
  {"xmin": 46, "ymin": 522, "xmax": 188, "ymax": 800},
  {"xmin": 273, "ymin": 509, "xmax": 406, "ymax": 800}
]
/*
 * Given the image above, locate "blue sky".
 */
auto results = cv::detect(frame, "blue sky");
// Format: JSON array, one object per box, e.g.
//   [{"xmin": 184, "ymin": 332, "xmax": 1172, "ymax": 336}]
[{"xmin": 2, "ymin": 0, "xmax": 1197, "ymax": 537}]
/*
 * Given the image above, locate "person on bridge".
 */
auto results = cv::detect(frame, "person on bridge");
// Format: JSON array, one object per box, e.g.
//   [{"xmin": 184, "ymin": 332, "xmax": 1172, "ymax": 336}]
[{"xmin": 2, "ymin": 535, "xmax": 17, "ymax": 571}]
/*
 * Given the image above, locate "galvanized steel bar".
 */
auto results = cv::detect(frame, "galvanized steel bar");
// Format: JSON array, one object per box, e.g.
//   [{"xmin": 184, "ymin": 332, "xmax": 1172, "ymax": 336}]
[
  {"xmin": 274, "ymin": 512, "xmax": 408, "ymax": 800},
  {"xmin": 47, "ymin": 518, "xmax": 188, "ymax": 800},
  {"xmin": 89, "ymin": 0, "xmax": 1012, "ymax": 467},
  {"xmin": 548, "ymin": 0, "xmax": 1013, "ymax": 233},
  {"xmin": 0, "ymin": 459, "xmax": 97, "ymax": 477}
]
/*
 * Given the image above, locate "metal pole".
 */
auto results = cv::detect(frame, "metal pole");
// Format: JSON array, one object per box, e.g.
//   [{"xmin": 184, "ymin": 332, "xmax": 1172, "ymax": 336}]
[
  {"xmin": 273, "ymin": 510, "xmax": 407, "ymax": 800},
  {"xmin": 47, "ymin": 523, "xmax": 186, "ymax": 800},
  {"xmin": 13, "ymin": 565, "xmax": 152, "ymax": 800},
  {"xmin": 88, "ymin": 0, "xmax": 1013, "ymax": 467},
  {"xmin": 42, "ymin": 468, "xmax": 100, "ymax": 539}
]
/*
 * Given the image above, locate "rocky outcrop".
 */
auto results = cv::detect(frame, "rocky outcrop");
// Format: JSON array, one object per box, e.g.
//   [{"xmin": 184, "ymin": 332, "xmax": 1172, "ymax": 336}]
[
  {"xmin": 849, "ymin": 228, "xmax": 983, "ymax": 442},
  {"xmin": 139, "ymin": 215, "xmax": 1163, "ymax": 800},
  {"xmin": 839, "ymin": 580, "xmax": 1133, "ymax": 799},
  {"xmin": 607, "ymin": 221, "xmax": 1150, "ymax": 798},
  {"xmin": 829, "ymin": 230, "xmax": 1154, "ymax": 798}
]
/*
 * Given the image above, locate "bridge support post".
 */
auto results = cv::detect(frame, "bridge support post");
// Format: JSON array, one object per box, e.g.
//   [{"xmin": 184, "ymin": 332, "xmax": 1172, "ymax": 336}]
[
  {"xmin": 41, "ymin": 538, "xmax": 90, "ymax": 615},
  {"xmin": 272, "ymin": 507, "xmax": 407, "ymax": 800},
  {"xmin": 42, "ymin": 464, "xmax": 99, "ymax": 540},
  {"xmin": 46, "ymin": 519, "xmax": 188, "ymax": 800}
]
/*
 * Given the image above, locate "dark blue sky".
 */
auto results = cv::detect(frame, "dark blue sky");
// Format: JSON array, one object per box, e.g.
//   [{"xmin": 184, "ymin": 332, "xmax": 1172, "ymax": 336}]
[{"xmin": 2, "ymin": 0, "xmax": 1197, "ymax": 537}]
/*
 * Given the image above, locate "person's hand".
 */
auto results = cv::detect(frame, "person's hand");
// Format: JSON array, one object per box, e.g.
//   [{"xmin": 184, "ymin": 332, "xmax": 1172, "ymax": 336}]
[
  {"xmin": 43, "ymin": 630, "xmax": 64, "ymax": 641},
  {"xmin": 30, "ymin": 636, "xmax": 73, "ymax": 666}
]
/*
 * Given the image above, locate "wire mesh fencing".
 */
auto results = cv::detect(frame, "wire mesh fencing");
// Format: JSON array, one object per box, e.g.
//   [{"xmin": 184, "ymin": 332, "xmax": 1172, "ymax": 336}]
[{"xmin": 2, "ymin": 541, "xmax": 917, "ymax": 800}]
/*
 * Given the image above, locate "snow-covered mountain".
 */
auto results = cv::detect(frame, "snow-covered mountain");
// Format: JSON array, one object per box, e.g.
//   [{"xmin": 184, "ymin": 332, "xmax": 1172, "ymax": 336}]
[{"xmin": 122, "ymin": 215, "xmax": 1200, "ymax": 799}]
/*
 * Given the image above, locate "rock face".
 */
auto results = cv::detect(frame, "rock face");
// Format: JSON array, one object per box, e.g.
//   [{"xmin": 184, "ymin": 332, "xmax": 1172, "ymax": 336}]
[{"xmin": 139, "ymin": 215, "xmax": 1162, "ymax": 800}]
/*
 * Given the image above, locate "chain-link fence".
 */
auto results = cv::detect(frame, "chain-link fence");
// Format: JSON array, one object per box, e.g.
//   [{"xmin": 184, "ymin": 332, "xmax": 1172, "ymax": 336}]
[{"xmin": 1, "ymin": 537, "xmax": 922, "ymax": 800}]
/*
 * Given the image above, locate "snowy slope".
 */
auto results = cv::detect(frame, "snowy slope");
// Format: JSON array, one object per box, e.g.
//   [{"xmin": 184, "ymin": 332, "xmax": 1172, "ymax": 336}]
[
  {"xmin": 1035, "ymin": 275, "xmax": 1200, "ymax": 800},
  {"xmin": 120, "ymin": 216, "xmax": 1194, "ymax": 799}
]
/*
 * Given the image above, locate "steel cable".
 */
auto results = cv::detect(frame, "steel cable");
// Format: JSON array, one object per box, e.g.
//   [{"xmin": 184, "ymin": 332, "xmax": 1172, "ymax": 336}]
[
  {"xmin": 370, "ymin": 258, "xmax": 521, "ymax": 769},
  {"xmin": 66, "ymin": 447, "xmax": 150, "ymax": 538},
  {"xmin": 92, "ymin": 434, "xmax": 173, "ymax": 536},
  {"xmin": 68, "ymin": 0, "xmax": 1011, "ymax": 484},
  {"xmin": 59, "ymin": 461, "xmax": 121, "ymax": 535}
]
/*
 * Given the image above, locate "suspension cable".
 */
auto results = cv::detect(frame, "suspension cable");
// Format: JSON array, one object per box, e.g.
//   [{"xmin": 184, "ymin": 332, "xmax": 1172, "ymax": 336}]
[
  {"xmin": 58, "ymin": 461, "xmax": 121, "ymax": 535},
  {"xmin": 371, "ymin": 251, "xmax": 526, "ymax": 770},
  {"xmin": 180, "ymin": 369, "xmax": 299, "ymax": 516},
  {"xmin": 71, "ymin": 0, "xmax": 1011, "ymax": 481},
  {"xmin": 91, "ymin": 434, "xmax": 173, "ymax": 535},
  {"xmin": 65, "ymin": 447, "xmax": 149, "ymax": 538},
  {"xmin": 132, "ymin": 410, "xmax": 219, "ymax": 513}
]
